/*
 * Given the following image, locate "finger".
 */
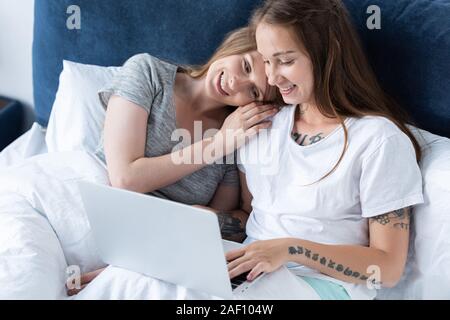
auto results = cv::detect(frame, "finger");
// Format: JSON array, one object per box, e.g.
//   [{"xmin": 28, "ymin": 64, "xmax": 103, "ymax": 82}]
[
  {"xmin": 242, "ymin": 104, "xmax": 276, "ymax": 119},
  {"xmin": 240, "ymin": 101, "xmax": 263, "ymax": 113},
  {"xmin": 80, "ymin": 267, "xmax": 106, "ymax": 284},
  {"xmin": 225, "ymin": 248, "xmax": 246, "ymax": 262},
  {"xmin": 227, "ymin": 253, "xmax": 249, "ymax": 271},
  {"xmin": 80, "ymin": 269, "xmax": 101, "ymax": 285},
  {"xmin": 245, "ymin": 121, "xmax": 272, "ymax": 137},
  {"xmin": 247, "ymin": 262, "xmax": 268, "ymax": 281},
  {"xmin": 67, "ymin": 283, "xmax": 87, "ymax": 296},
  {"xmin": 245, "ymin": 108, "xmax": 278, "ymax": 129},
  {"xmin": 228, "ymin": 260, "xmax": 257, "ymax": 279}
]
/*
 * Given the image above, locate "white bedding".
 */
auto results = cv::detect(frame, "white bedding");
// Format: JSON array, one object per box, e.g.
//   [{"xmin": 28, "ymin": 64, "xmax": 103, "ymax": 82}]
[
  {"xmin": 0, "ymin": 129, "xmax": 316, "ymax": 300},
  {"xmin": 0, "ymin": 124, "xmax": 449, "ymax": 299},
  {"xmin": 0, "ymin": 137, "xmax": 222, "ymax": 300},
  {"xmin": 0, "ymin": 150, "xmax": 109, "ymax": 299}
]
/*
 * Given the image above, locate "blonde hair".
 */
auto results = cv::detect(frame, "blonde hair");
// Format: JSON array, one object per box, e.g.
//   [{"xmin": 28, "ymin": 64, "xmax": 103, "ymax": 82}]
[
  {"xmin": 183, "ymin": 27, "xmax": 282, "ymax": 104},
  {"xmin": 183, "ymin": 27, "xmax": 257, "ymax": 79}
]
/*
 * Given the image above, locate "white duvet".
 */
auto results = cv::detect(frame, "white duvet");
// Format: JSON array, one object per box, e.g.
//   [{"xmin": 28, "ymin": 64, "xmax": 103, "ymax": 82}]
[
  {"xmin": 0, "ymin": 151, "xmax": 225, "ymax": 300},
  {"xmin": 0, "ymin": 151, "xmax": 106, "ymax": 299}
]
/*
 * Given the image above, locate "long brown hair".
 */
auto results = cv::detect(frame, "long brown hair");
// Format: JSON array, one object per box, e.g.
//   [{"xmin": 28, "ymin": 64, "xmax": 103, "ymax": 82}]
[{"xmin": 251, "ymin": 0, "xmax": 421, "ymax": 181}]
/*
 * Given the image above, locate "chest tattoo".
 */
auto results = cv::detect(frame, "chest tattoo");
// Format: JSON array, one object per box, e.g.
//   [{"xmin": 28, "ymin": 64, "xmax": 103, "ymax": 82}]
[{"xmin": 291, "ymin": 131, "xmax": 325, "ymax": 146}]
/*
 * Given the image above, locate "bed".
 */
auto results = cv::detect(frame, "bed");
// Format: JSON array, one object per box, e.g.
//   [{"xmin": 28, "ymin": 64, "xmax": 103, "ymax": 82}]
[{"xmin": 0, "ymin": 0, "xmax": 449, "ymax": 299}]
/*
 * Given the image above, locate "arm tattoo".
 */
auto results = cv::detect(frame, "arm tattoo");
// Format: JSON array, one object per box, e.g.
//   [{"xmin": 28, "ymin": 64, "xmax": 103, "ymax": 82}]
[
  {"xmin": 370, "ymin": 207, "xmax": 411, "ymax": 230},
  {"xmin": 216, "ymin": 211, "xmax": 245, "ymax": 242},
  {"xmin": 288, "ymin": 246, "xmax": 375, "ymax": 284},
  {"xmin": 285, "ymin": 209, "xmax": 411, "ymax": 284}
]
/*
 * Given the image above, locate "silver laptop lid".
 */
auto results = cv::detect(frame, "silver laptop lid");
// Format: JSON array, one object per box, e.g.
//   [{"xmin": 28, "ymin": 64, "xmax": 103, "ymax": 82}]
[{"xmin": 78, "ymin": 181, "xmax": 233, "ymax": 299}]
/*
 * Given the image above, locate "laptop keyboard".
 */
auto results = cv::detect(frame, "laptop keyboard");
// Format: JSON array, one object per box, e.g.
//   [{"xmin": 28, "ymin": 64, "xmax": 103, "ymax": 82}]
[{"xmin": 230, "ymin": 271, "xmax": 250, "ymax": 289}]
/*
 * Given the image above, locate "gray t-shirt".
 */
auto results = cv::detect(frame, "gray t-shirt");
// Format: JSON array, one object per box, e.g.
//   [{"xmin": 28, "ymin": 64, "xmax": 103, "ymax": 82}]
[{"xmin": 96, "ymin": 53, "xmax": 239, "ymax": 205}]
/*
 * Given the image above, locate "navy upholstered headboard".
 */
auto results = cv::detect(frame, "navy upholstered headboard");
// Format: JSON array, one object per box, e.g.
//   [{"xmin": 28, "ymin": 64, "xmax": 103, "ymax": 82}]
[
  {"xmin": 343, "ymin": 0, "xmax": 450, "ymax": 138},
  {"xmin": 32, "ymin": 0, "xmax": 264, "ymax": 127},
  {"xmin": 33, "ymin": 0, "xmax": 450, "ymax": 137}
]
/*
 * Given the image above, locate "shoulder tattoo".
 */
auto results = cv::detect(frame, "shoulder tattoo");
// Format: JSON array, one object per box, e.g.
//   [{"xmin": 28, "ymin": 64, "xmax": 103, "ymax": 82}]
[{"xmin": 370, "ymin": 207, "xmax": 411, "ymax": 230}]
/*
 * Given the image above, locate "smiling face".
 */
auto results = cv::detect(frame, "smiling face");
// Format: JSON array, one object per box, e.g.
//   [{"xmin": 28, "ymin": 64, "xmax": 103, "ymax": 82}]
[
  {"xmin": 204, "ymin": 51, "xmax": 269, "ymax": 106},
  {"xmin": 255, "ymin": 22, "xmax": 315, "ymax": 106}
]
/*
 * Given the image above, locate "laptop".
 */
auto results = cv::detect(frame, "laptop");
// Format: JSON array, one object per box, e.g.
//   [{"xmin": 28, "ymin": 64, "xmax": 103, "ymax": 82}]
[{"xmin": 78, "ymin": 181, "xmax": 320, "ymax": 300}]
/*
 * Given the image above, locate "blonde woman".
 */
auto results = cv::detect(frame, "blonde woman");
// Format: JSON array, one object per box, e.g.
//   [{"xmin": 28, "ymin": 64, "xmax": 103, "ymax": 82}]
[{"xmin": 69, "ymin": 27, "xmax": 281, "ymax": 295}]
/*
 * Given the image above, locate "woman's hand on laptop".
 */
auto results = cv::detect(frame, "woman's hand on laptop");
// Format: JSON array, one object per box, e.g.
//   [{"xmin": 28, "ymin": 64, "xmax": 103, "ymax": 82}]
[
  {"xmin": 226, "ymin": 238, "xmax": 291, "ymax": 281},
  {"xmin": 66, "ymin": 267, "xmax": 107, "ymax": 296}
]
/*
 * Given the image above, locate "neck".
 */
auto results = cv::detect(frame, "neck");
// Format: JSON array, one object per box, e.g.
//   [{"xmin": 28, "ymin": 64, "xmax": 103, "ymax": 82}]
[
  {"xmin": 296, "ymin": 102, "xmax": 339, "ymax": 126},
  {"xmin": 174, "ymin": 73, "xmax": 223, "ymax": 116}
]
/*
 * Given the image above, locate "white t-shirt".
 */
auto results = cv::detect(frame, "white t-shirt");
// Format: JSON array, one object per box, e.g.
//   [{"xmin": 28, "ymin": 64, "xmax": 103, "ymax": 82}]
[{"xmin": 238, "ymin": 105, "xmax": 424, "ymax": 299}]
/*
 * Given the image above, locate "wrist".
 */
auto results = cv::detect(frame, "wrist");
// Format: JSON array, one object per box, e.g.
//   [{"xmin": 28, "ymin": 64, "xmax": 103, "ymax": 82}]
[
  {"xmin": 216, "ymin": 210, "xmax": 246, "ymax": 243},
  {"xmin": 213, "ymin": 129, "xmax": 241, "ymax": 157},
  {"xmin": 196, "ymin": 135, "xmax": 223, "ymax": 164},
  {"xmin": 209, "ymin": 133, "xmax": 227, "ymax": 160}
]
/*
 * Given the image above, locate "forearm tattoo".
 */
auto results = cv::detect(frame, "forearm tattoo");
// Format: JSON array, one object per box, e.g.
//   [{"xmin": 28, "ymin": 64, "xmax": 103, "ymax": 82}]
[
  {"xmin": 286, "ymin": 208, "xmax": 411, "ymax": 286},
  {"xmin": 370, "ymin": 207, "xmax": 411, "ymax": 230},
  {"xmin": 288, "ymin": 246, "xmax": 379, "ymax": 285},
  {"xmin": 217, "ymin": 211, "xmax": 245, "ymax": 242}
]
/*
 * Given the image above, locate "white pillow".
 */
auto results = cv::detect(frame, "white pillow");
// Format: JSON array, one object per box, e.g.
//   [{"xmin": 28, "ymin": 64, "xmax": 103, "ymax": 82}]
[
  {"xmin": 45, "ymin": 60, "xmax": 120, "ymax": 153},
  {"xmin": 378, "ymin": 128, "xmax": 450, "ymax": 299}
]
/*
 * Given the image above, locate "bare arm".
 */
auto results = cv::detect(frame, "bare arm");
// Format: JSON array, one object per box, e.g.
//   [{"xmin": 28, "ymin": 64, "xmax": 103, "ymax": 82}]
[
  {"xmin": 104, "ymin": 96, "xmax": 220, "ymax": 193},
  {"xmin": 228, "ymin": 207, "xmax": 411, "ymax": 288},
  {"xmin": 104, "ymin": 96, "xmax": 276, "ymax": 194},
  {"xmin": 285, "ymin": 208, "xmax": 410, "ymax": 288}
]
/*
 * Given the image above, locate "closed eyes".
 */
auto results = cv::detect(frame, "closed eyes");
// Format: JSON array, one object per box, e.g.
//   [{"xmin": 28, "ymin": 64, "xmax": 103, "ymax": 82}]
[
  {"xmin": 263, "ymin": 59, "xmax": 294, "ymax": 66},
  {"xmin": 280, "ymin": 60, "xmax": 294, "ymax": 65}
]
